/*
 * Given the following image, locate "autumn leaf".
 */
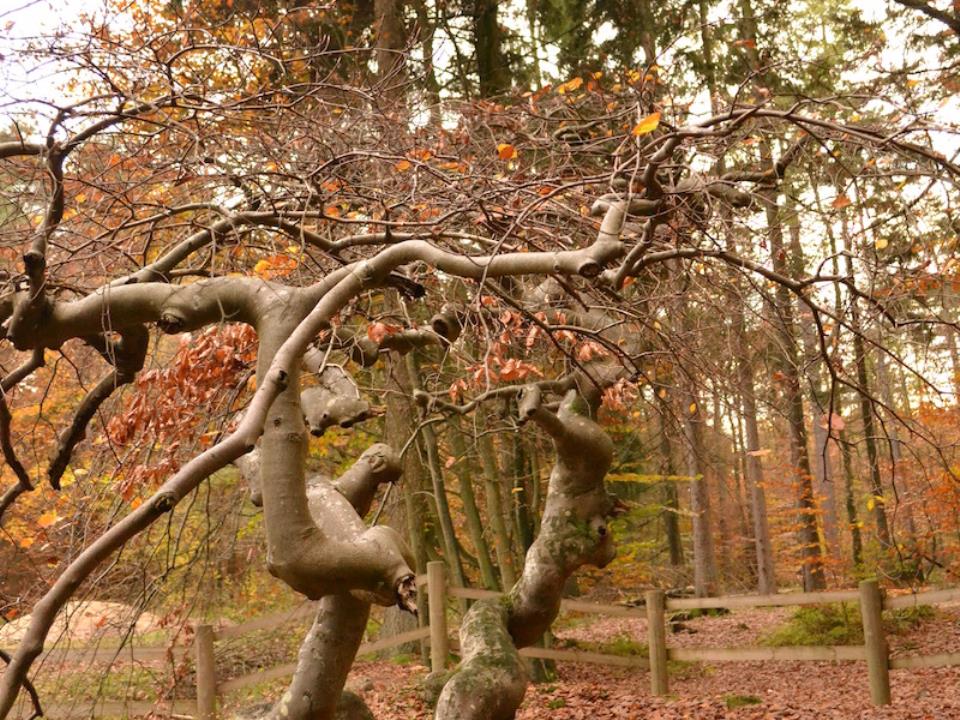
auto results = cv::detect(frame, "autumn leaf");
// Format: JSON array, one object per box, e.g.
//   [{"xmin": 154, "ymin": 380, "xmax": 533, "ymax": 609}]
[
  {"xmin": 556, "ymin": 76, "xmax": 583, "ymax": 94},
  {"xmin": 746, "ymin": 448, "xmax": 772, "ymax": 457},
  {"xmin": 367, "ymin": 322, "xmax": 401, "ymax": 343},
  {"xmin": 734, "ymin": 38, "xmax": 757, "ymax": 48},
  {"xmin": 631, "ymin": 112, "xmax": 661, "ymax": 137},
  {"xmin": 875, "ymin": 237, "xmax": 889, "ymax": 250},
  {"xmin": 395, "ymin": 159, "xmax": 412, "ymax": 172},
  {"xmin": 497, "ymin": 143, "xmax": 518, "ymax": 161},
  {"xmin": 832, "ymin": 194, "xmax": 852, "ymax": 209},
  {"xmin": 444, "ymin": 456, "xmax": 456, "ymax": 469},
  {"xmin": 38, "ymin": 510, "xmax": 60, "ymax": 529}
]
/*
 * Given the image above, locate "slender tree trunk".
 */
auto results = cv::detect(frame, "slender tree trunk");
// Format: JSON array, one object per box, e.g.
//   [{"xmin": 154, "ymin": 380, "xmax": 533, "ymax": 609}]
[
  {"xmin": 449, "ymin": 419, "xmax": 500, "ymax": 590},
  {"xmin": 474, "ymin": 0, "xmax": 510, "ymax": 96},
  {"xmin": 839, "ymin": 220, "xmax": 892, "ymax": 551},
  {"xmin": 683, "ymin": 387, "xmax": 718, "ymax": 596},
  {"xmin": 741, "ymin": 365, "xmax": 778, "ymax": 594},
  {"xmin": 787, "ymin": 202, "xmax": 841, "ymax": 559},
  {"xmin": 840, "ymin": 428, "xmax": 865, "ymax": 568},
  {"xmin": 374, "ymin": 0, "xmax": 407, "ymax": 87},
  {"xmin": 738, "ymin": 0, "xmax": 824, "ymax": 593},
  {"xmin": 478, "ymin": 427, "xmax": 518, "ymax": 588},
  {"xmin": 657, "ymin": 394, "xmax": 685, "ymax": 566},
  {"xmin": 405, "ymin": 353, "xmax": 467, "ymax": 590}
]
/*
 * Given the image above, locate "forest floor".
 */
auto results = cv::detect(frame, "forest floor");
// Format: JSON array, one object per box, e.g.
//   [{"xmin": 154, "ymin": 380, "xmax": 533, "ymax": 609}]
[
  {"xmin": 340, "ymin": 603, "xmax": 960, "ymax": 720},
  {"xmin": 8, "ymin": 596, "xmax": 960, "ymax": 718}
]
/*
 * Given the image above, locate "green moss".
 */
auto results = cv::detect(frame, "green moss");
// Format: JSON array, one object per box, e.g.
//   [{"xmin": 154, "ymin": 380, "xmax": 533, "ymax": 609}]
[
  {"xmin": 547, "ymin": 698, "xmax": 568, "ymax": 709},
  {"xmin": 556, "ymin": 633, "xmax": 646, "ymax": 657},
  {"xmin": 764, "ymin": 604, "xmax": 862, "ymax": 646},
  {"xmin": 764, "ymin": 603, "xmax": 937, "ymax": 647},
  {"xmin": 724, "ymin": 694, "xmax": 762, "ymax": 709}
]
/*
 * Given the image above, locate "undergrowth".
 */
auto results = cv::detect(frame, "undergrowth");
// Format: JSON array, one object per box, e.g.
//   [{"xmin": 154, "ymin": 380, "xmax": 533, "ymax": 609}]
[{"xmin": 764, "ymin": 603, "xmax": 936, "ymax": 647}]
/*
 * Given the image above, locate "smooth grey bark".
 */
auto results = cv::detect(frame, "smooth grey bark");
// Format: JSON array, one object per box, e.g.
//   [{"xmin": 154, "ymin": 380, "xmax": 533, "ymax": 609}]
[
  {"xmin": 264, "ymin": 445, "xmax": 403, "ymax": 720},
  {"xmin": 0, "ymin": 234, "xmax": 625, "ymax": 718},
  {"xmin": 435, "ymin": 388, "xmax": 618, "ymax": 720}
]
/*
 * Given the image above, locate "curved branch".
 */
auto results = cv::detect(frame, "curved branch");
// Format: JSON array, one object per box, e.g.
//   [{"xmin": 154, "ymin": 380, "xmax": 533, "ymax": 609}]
[
  {"xmin": 0, "ymin": 651, "xmax": 40, "ymax": 720},
  {"xmin": 47, "ymin": 326, "xmax": 149, "ymax": 489},
  {"xmin": 0, "ymin": 349, "xmax": 46, "ymax": 524}
]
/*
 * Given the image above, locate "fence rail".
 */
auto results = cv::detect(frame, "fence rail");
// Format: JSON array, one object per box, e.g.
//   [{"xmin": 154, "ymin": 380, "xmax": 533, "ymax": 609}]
[{"xmin": 7, "ymin": 566, "xmax": 960, "ymax": 719}]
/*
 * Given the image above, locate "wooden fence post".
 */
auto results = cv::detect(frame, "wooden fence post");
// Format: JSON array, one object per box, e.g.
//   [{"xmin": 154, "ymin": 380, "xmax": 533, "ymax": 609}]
[
  {"xmin": 859, "ymin": 579, "xmax": 891, "ymax": 705},
  {"xmin": 195, "ymin": 624, "xmax": 217, "ymax": 720},
  {"xmin": 646, "ymin": 589, "xmax": 669, "ymax": 696},
  {"xmin": 428, "ymin": 561, "xmax": 449, "ymax": 673}
]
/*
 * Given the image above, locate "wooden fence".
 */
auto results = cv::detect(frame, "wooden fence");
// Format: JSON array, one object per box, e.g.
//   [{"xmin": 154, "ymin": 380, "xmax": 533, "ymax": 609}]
[{"xmin": 8, "ymin": 563, "xmax": 960, "ymax": 718}]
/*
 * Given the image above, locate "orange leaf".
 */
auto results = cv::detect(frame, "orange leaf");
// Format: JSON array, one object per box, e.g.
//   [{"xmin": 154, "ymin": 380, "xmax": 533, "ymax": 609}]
[
  {"xmin": 37, "ymin": 510, "xmax": 60, "ymax": 529},
  {"xmin": 832, "ymin": 194, "xmax": 852, "ymax": 209},
  {"xmin": 631, "ymin": 112, "xmax": 661, "ymax": 137},
  {"xmin": 557, "ymin": 77, "xmax": 584, "ymax": 95},
  {"xmin": 395, "ymin": 159, "xmax": 412, "ymax": 172},
  {"xmin": 497, "ymin": 143, "xmax": 518, "ymax": 161}
]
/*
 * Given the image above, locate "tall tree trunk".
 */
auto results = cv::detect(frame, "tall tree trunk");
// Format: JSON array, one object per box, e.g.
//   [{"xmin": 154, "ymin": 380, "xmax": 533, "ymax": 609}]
[
  {"xmin": 702, "ymin": 0, "xmax": 776, "ymax": 592},
  {"xmin": 478, "ymin": 427, "xmax": 518, "ymax": 588},
  {"xmin": 405, "ymin": 353, "xmax": 467, "ymax": 590},
  {"xmin": 787, "ymin": 201, "xmax": 841, "ymax": 559},
  {"xmin": 656, "ymin": 394, "xmax": 685, "ymax": 567},
  {"xmin": 683, "ymin": 387, "xmax": 718, "ymax": 596},
  {"xmin": 374, "ymin": 0, "xmax": 407, "ymax": 87},
  {"xmin": 839, "ymin": 427, "xmax": 865, "ymax": 568},
  {"xmin": 474, "ymin": 0, "xmax": 510, "ymax": 96},
  {"xmin": 839, "ymin": 214, "xmax": 892, "ymax": 551},
  {"xmin": 448, "ymin": 419, "xmax": 500, "ymax": 590},
  {"xmin": 738, "ymin": 0, "xmax": 825, "ymax": 593}
]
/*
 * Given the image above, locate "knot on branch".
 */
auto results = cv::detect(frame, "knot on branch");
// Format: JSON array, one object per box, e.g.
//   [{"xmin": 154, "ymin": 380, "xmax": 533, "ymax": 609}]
[
  {"xmin": 152, "ymin": 491, "xmax": 177, "ymax": 513},
  {"xmin": 430, "ymin": 304, "xmax": 464, "ymax": 342},
  {"xmin": 157, "ymin": 311, "xmax": 186, "ymax": 334}
]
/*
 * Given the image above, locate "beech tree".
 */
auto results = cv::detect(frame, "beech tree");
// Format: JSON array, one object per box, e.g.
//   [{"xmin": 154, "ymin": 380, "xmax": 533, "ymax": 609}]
[{"xmin": 2, "ymin": 2, "xmax": 960, "ymax": 719}]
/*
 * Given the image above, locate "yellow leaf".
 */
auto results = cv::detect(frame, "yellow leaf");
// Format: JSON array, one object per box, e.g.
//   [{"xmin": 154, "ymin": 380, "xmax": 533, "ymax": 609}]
[
  {"xmin": 557, "ymin": 77, "xmax": 583, "ymax": 94},
  {"xmin": 75, "ymin": 193, "xmax": 87, "ymax": 204},
  {"xmin": 875, "ymin": 237, "xmax": 889, "ymax": 250},
  {"xmin": 38, "ymin": 510, "xmax": 60, "ymax": 528},
  {"xmin": 688, "ymin": 402, "xmax": 697, "ymax": 414},
  {"xmin": 497, "ymin": 143, "xmax": 518, "ymax": 161},
  {"xmin": 866, "ymin": 498, "xmax": 875, "ymax": 511},
  {"xmin": 631, "ymin": 112, "xmax": 661, "ymax": 137},
  {"xmin": 395, "ymin": 159, "xmax": 412, "ymax": 172}
]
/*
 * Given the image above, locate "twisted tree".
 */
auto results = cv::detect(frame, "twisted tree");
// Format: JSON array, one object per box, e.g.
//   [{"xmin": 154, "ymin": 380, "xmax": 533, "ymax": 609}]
[{"xmin": 1, "ymin": 3, "xmax": 959, "ymax": 719}]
